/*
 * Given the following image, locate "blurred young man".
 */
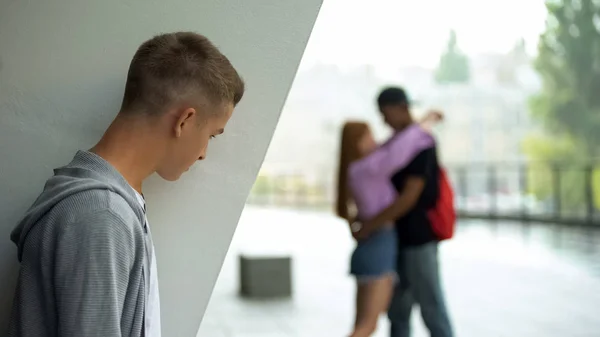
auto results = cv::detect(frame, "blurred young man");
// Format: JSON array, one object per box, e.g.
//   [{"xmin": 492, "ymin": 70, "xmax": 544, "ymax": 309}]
[
  {"xmin": 354, "ymin": 87, "xmax": 453, "ymax": 337},
  {"xmin": 9, "ymin": 32, "xmax": 244, "ymax": 337}
]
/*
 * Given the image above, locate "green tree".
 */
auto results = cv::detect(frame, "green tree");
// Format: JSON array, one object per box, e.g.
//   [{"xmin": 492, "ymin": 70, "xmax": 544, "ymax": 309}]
[
  {"xmin": 530, "ymin": 0, "xmax": 600, "ymax": 156},
  {"xmin": 525, "ymin": 0, "xmax": 600, "ymax": 211},
  {"xmin": 435, "ymin": 30, "xmax": 470, "ymax": 84}
]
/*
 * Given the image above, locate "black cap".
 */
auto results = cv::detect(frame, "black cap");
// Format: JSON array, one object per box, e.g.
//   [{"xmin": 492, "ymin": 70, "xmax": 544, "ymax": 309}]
[{"xmin": 377, "ymin": 86, "xmax": 410, "ymax": 110}]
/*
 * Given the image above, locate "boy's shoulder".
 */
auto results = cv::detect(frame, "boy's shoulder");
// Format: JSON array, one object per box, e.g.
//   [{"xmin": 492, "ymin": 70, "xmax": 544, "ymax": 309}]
[{"xmin": 51, "ymin": 188, "xmax": 142, "ymax": 233}]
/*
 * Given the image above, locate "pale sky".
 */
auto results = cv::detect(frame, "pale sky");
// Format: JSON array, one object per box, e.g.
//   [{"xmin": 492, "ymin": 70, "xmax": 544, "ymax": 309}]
[{"xmin": 301, "ymin": 0, "xmax": 548, "ymax": 69}]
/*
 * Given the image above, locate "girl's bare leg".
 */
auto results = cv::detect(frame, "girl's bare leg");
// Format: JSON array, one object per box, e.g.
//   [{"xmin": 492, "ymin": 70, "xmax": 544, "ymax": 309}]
[
  {"xmin": 350, "ymin": 274, "xmax": 395, "ymax": 337},
  {"xmin": 354, "ymin": 281, "xmax": 368, "ymax": 330}
]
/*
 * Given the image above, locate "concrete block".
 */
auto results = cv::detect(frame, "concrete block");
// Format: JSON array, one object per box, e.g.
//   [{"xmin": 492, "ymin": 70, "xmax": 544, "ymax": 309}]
[{"xmin": 239, "ymin": 254, "xmax": 292, "ymax": 298}]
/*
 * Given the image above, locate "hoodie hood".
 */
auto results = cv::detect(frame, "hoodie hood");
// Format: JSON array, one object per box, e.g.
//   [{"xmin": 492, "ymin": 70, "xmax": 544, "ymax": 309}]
[{"xmin": 11, "ymin": 150, "xmax": 145, "ymax": 261}]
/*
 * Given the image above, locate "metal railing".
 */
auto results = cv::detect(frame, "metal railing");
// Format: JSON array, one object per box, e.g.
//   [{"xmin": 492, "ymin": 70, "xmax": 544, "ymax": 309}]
[
  {"xmin": 246, "ymin": 162, "xmax": 600, "ymax": 226},
  {"xmin": 449, "ymin": 162, "xmax": 600, "ymax": 226}
]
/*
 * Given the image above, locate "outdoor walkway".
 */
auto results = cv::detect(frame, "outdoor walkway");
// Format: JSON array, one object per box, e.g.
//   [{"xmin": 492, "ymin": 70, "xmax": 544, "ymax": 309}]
[{"xmin": 197, "ymin": 207, "xmax": 600, "ymax": 337}]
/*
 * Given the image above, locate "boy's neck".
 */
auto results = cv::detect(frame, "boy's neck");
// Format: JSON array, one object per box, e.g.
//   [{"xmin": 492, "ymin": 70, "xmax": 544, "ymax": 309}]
[{"xmin": 91, "ymin": 115, "xmax": 164, "ymax": 194}]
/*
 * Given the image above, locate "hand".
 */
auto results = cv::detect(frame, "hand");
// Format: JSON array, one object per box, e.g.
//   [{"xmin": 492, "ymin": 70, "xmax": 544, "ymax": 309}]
[
  {"xmin": 427, "ymin": 109, "xmax": 444, "ymax": 120},
  {"xmin": 351, "ymin": 221, "xmax": 371, "ymax": 241},
  {"xmin": 423, "ymin": 109, "xmax": 442, "ymax": 123},
  {"xmin": 348, "ymin": 218, "xmax": 360, "ymax": 232},
  {"xmin": 419, "ymin": 110, "xmax": 444, "ymax": 132}
]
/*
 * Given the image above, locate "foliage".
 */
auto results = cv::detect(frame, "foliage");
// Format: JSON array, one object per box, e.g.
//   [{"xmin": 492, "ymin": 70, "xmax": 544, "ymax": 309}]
[
  {"xmin": 525, "ymin": 0, "xmax": 600, "ymax": 212},
  {"xmin": 435, "ymin": 30, "xmax": 470, "ymax": 84}
]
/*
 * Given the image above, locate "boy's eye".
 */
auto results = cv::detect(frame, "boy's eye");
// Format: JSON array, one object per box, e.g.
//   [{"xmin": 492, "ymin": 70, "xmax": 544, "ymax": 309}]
[{"xmin": 210, "ymin": 135, "xmax": 216, "ymax": 139}]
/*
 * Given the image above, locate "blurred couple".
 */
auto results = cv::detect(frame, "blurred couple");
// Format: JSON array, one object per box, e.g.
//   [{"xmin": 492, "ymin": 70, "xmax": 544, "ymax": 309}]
[{"xmin": 336, "ymin": 87, "xmax": 454, "ymax": 337}]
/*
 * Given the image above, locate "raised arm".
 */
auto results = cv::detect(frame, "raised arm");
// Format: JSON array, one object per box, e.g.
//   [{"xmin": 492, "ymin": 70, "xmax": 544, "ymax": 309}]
[
  {"xmin": 354, "ymin": 148, "xmax": 435, "ymax": 238},
  {"xmin": 418, "ymin": 109, "xmax": 444, "ymax": 131},
  {"xmin": 349, "ymin": 124, "xmax": 435, "ymax": 179}
]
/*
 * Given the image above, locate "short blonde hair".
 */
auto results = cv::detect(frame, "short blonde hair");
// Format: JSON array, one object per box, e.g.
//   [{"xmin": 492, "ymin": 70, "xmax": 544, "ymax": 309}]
[{"xmin": 121, "ymin": 32, "xmax": 245, "ymax": 114}]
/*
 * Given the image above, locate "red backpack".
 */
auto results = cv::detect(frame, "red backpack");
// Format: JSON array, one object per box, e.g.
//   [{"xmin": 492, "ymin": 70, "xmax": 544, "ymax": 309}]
[{"xmin": 427, "ymin": 168, "xmax": 456, "ymax": 241}]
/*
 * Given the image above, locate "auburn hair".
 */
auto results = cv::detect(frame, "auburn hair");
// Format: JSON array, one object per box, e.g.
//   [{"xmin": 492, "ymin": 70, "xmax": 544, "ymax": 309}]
[{"xmin": 336, "ymin": 121, "xmax": 370, "ymax": 221}]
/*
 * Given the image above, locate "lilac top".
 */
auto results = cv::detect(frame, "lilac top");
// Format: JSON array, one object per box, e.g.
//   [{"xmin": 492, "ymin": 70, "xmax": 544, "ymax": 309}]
[{"xmin": 348, "ymin": 124, "xmax": 435, "ymax": 221}]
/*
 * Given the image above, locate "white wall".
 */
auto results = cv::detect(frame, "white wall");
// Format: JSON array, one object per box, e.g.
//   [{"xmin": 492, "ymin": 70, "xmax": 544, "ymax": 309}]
[{"xmin": 0, "ymin": 0, "xmax": 322, "ymax": 335}]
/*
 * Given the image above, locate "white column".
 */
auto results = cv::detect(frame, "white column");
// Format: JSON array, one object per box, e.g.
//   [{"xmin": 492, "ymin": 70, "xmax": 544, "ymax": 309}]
[{"xmin": 0, "ymin": 1, "xmax": 322, "ymax": 335}]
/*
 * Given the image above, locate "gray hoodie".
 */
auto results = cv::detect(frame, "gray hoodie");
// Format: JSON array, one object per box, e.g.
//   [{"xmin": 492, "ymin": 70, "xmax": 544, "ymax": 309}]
[{"xmin": 9, "ymin": 150, "xmax": 151, "ymax": 337}]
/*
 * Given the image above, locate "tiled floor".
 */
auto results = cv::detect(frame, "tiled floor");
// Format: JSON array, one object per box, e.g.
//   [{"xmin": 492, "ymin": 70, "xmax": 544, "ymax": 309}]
[{"xmin": 197, "ymin": 207, "xmax": 600, "ymax": 337}]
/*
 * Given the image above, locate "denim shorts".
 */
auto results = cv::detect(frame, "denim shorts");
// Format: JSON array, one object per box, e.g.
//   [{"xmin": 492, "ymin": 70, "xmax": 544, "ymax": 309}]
[{"xmin": 350, "ymin": 226, "xmax": 398, "ymax": 282}]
